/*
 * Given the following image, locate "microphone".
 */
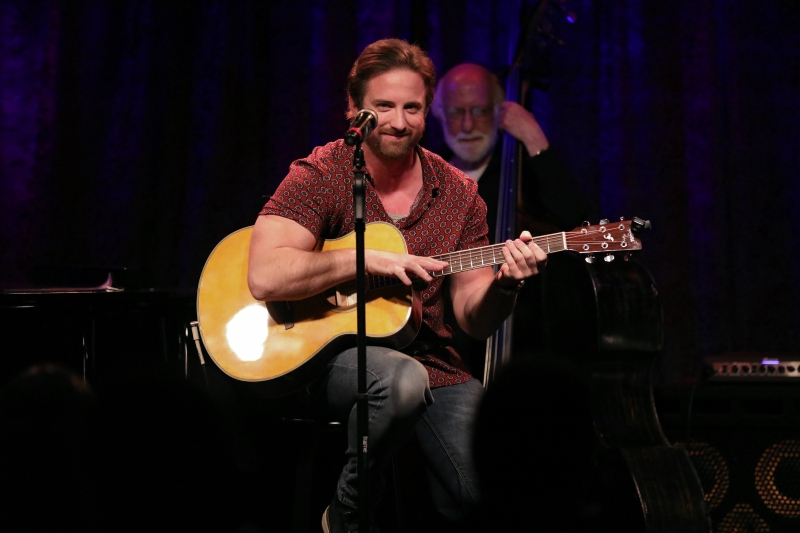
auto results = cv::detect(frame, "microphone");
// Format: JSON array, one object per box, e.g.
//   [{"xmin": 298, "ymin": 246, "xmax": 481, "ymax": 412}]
[{"xmin": 345, "ymin": 109, "xmax": 378, "ymax": 146}]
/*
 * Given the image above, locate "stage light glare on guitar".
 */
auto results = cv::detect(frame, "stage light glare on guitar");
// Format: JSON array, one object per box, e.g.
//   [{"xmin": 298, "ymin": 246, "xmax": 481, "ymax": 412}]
[{"xmin": 225, "ymin": 304, "xmax": 269, "ymax": 361}]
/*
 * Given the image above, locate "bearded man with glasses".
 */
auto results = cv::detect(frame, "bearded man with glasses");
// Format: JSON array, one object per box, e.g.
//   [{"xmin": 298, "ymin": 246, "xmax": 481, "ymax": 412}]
[
  {"xmin": 432, "ymin": 63, "xmax": 590, "ymax": 238},
  {"xmin": 431, "ymin": 63, "xmax": 592, "ymax": 366}
]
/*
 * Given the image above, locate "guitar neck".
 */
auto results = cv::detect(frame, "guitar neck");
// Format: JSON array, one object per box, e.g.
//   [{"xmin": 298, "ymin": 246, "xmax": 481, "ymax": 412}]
[
  {"xmin": 366, "ymin": 218, "xmax": 642, "ymax": 288},
  {"xmin": 430, "ymin": 232, "xmax": 566, "ymax": 278},
  {"xmin": 365, "ymin": 232, "xmax": 564, "ymax": 290}
]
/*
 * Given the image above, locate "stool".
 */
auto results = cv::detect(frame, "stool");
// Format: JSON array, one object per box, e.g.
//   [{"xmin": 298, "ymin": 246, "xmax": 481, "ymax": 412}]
[
  {"xmin": 283, "ymin": 414, "xmax": 344, "ymax": 533},
  {"xmin": 184, "ymin": 323, "xmax": 404, "ymax": 533}
]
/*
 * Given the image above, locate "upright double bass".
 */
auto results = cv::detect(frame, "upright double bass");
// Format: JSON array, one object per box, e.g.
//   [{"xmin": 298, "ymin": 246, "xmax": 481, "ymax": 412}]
[
  {"xmin": 478, "ymin": 4, "xmax": 711, "ymax": 531},
  {"xmin": 483, "ymin": 0, "xmax": 559, "ymax": 386}
]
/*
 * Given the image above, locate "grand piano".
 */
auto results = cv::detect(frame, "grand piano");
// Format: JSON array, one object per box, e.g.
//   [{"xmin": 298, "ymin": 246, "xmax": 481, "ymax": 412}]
[{"xmin": 0, "ymin": 266, "xmax": 196, "ymax": 385}]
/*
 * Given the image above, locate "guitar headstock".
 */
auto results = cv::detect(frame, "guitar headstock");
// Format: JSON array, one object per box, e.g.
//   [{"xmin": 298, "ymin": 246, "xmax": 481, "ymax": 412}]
[{"xmin": 565, "ymin": 217, "xmax": 650, "ymax": 263}]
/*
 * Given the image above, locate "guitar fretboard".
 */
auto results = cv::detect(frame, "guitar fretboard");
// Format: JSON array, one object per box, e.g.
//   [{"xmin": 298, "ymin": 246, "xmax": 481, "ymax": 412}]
[
  {"xmin": 366, "ymin": 232, "xmax": 566, "ymax": 289},
  {"xmin": 429, "ymin": 232, "xmax": 566, "ymax": 277}
]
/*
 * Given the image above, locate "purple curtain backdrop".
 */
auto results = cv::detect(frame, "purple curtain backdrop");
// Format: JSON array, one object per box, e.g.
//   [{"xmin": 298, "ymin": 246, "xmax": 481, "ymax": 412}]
[{"xmin": 2, "ymin": 0, "xmax": 798, "ymax": 380}]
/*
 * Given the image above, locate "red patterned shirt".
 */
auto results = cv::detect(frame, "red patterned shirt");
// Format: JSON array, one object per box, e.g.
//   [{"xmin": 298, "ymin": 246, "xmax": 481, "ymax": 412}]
[{"xmin": 260, "ymin": 139, "xmax": 489, "ymax": 388}]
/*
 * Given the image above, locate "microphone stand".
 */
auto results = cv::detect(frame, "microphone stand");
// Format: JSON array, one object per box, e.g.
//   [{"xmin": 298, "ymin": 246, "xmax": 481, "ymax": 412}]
[{"xmin": 351, "ymin": 140, "xmax": 372, "ymax": 532}]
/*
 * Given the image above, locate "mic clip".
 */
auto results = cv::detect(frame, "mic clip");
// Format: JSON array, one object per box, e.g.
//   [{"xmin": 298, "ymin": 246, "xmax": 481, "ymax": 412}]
[{"xmin": 345, "ymin": 109, "xmax": 378, "ymax": 146}]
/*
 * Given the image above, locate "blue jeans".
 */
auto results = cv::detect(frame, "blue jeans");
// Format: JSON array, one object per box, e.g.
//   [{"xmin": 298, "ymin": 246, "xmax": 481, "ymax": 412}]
[{"xmin": 322, "ymin": 346, "xmax": 483, "ymax": 518}]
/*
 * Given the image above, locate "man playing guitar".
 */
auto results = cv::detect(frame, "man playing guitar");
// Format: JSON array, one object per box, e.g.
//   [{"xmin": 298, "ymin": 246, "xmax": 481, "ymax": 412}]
[{"xmin": 248, "ymin": 38, "xmax": 547, "ymax": 533}]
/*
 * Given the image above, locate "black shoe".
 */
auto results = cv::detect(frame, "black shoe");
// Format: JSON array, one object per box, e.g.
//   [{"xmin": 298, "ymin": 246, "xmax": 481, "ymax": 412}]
[{"xmin": 322, "ymin": 496, "xmax": 379, "ymax": 533}]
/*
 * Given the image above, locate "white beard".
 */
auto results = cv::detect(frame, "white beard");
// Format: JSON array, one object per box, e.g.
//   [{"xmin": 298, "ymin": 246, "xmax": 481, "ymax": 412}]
[{"xmin": 443, "ymin": 124, "xmax": 498, "ymax": 164}]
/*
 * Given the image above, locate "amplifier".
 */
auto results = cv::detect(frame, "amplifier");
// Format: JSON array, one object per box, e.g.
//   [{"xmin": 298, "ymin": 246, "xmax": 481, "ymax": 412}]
[
  {"xmin": 705, "ymin": 353, "xmax": 800, "ymax": 381},
  {"xmin": 655, "ymin": 370, "xmax": 800, "ymax": 533}
]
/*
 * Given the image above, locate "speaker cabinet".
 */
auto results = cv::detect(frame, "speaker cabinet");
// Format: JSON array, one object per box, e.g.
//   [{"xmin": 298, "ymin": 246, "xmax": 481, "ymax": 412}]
[{"xmin": 656, "ymin": 382, "xmax": 800, "ymax": 532}]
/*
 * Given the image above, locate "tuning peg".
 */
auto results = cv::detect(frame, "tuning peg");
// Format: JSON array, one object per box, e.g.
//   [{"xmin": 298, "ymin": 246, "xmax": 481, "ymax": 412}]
[
  {"xmin": 585, "ymin": 254, "xmax": 595, "ymax": 264},
  {"xmin": 604, "ymin": 253, "xmax": 615, "ymax": 263},
  {"xmin": 582, "ymin": 220, "xmax": 590, "ymax": 226},
  {"xmin": 599, "ymin": 218, "xmax": 609, "ymax": 225},
  {"xmin": 631, "ymin": 217, "xmax": 652, "ymax": 233},
  {"xmin": 623, "ymin": 252, "xmax": 631, "ymax": 262}
]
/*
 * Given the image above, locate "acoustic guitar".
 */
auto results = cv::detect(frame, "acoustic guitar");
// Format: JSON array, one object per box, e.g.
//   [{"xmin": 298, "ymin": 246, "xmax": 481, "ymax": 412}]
[{"xmin": 196, "ymin": 219, "xmax": 646, "ymax": 397}]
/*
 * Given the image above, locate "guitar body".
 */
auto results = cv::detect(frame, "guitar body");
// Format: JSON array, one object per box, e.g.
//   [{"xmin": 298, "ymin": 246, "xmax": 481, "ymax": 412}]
[
  {"xmin": 196, "ymin": 222, "xmax": 420, "ymax": 397},
  {"xmin": 197, "ymin": 217, "xmax": 645, "ymax": 396}
]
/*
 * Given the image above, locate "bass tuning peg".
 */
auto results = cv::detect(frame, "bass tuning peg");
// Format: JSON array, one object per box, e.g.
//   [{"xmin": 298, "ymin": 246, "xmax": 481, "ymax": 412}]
[{"xmin": 552, "ymin": 1, "xmax": 577, "ymax": 24}]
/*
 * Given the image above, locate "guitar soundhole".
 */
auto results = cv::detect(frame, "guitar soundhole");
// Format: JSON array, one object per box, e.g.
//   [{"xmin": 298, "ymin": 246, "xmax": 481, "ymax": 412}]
[{"xmin": 323, "ymin": 282, "xmax": 359, "ymax": 309}]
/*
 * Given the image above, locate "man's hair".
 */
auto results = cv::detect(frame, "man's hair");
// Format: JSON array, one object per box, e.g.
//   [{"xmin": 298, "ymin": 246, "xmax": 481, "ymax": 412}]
[
  {"xmin": 431, "ymin": 64, "xmax": 506, "ymax": 121},
  {"xmin": 346, "ymin": 38, "xmax": 436, "ymax": 119}
]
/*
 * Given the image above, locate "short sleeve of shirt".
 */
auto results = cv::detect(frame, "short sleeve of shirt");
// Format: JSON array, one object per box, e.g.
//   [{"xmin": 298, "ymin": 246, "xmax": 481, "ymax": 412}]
[{"xmin": 260, "ymin": 144, "xmax": 348, "ymax": 241}]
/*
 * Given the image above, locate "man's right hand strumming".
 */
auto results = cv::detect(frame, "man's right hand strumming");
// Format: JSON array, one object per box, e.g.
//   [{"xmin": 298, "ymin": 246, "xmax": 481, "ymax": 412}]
[
  {"xmin": 248, "ymin": 214, "xmax": 450, "ymax": 302},
  {"xmin": 364, "ymin": 249, "xmax": 448, "ymax": 287}
]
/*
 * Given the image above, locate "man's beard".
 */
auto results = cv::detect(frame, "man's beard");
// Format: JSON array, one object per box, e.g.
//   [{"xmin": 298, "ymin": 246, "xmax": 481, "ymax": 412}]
[
  {"xmin": 443, "ymin": 125, "xmax": 498, "ymax": 165},
  {"xmin": 365, "ymin": 124, "xmax": 424, "ymax": 160}
]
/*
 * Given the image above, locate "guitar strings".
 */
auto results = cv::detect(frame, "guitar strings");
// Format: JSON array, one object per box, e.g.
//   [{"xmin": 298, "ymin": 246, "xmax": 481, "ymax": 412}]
[
  {"xmin": 367, "ymin": 227, "xmax": 634, "ymax": 286},
  {"xmin": 429, "ymin": 229, "xmax": 631, "ymax": 275}
]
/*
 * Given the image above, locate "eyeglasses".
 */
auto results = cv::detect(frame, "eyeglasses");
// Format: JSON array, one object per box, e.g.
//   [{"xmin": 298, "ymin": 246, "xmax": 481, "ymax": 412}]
[{"xmin": 444, "ymin": 106, "xmax": 495, "ymax": 122}]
